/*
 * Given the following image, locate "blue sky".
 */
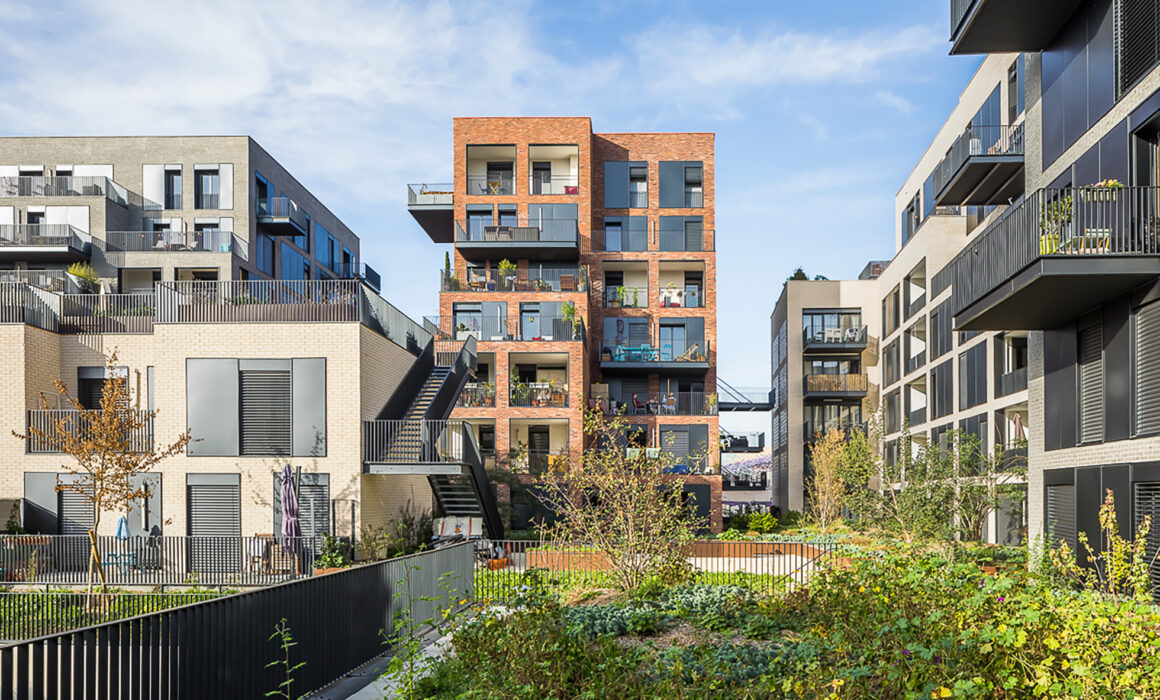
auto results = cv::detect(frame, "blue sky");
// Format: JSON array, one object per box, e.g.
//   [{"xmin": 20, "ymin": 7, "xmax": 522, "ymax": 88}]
[{"xmin": 0, "ymin": 0, "xmax": 981, "ymax": 433}]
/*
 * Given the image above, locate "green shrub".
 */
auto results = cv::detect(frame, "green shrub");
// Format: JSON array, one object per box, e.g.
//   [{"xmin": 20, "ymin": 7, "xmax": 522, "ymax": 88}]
[
  {"xmin": 747, "ymin": 512, "xmax": 777, "ymax": 534},
  {"xmin": 728, "ymin": 512, "xmax": 750, "ymax": 530}
]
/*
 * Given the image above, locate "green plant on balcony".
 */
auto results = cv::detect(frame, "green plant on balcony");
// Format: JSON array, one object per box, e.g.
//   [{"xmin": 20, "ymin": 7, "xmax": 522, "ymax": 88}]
[
  {"xmin": 511, "ymin": 378, "xmax": 530, "ymax": 406},
  {"xmin": 498, "ymin": 258, "xmax": 516, "ymax": 291},
  {"xmin": 704, "ymin": 392, "xmax": 718, "ymax": 414},
  {"xmin": 1085, "ymin": 178, "xmax": 1123, "ymax": 202},
  {"xmin": 616, "ymin": 286, "xmax": 626, "ymax": 307},
  {"xmin": 229, "ymin": 295, "xmax": 264, "ymax": 306},
  {"xmin": 1039, "ymin": 195, "xmax": 1073, "ymax": 253},
  {"xmin": 445, "ymin": 274, "xmax": 461, "ymax": 291},
  {"xmin": 561, "ymin": 301, "xmax": 579, "ymax": 334},
  {"xmin": 532, "ymin": 278, "xmax": 551, "ymax": 291},
  {"xmin": 67, "ymin": 262, "xmax": 100, "ymax": 294},
  {"xmin": 632, "ymin": 286, "xmax": 640, "ymax": 308}
]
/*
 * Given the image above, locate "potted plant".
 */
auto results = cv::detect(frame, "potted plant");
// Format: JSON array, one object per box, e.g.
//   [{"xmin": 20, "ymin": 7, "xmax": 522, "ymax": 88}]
[
  {"xmin": 498, "ymin": 258, "xmax": 516, "ymax": 291},
  {"xmin": 67, "ymin": 262, "xmax": 100, "ymax": 294},
  {"xmin": 1039, "ymin": 195, "xmax": 1072, "ymax": 253},
  {"xmin": 533, "ymin": 278, "xmax": 551, "ymax": 291},
  {"xmin": 704, "ymin": 392, "xmax": 718, "ymax": 414},
  {"xmin": 561, "ymin": 301, "xmax": 580, "ymax": 336},
  {"xmin": 601, "ymin": 346, "xmax": 613, "ymax": 362},
  {"xmin": 313, "ymin": 534, "xmax": 352, "ymax": 576},
  {"xmin": 616, "ymin": 286, "xmax": 626, "ymax": 308},
  {"xmin": 1085, "ymin": 178, "xmax": 1124, "ymax": 202},
  {"xmin": 632, "ymin": 287, "xmax": 640, "ymax": 308}
]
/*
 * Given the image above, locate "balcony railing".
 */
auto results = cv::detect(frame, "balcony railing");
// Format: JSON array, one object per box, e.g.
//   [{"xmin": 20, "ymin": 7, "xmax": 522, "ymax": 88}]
[
  {"xmin": 618, "ymin": 391, "xmax": 717, "ymax": 416},
  {"xmin": 905, "ymin": 350, "xmax": 927, "ymax": 375},
  {"xmin": 194, "ymin": 193, "xmax": 219, "ymax": 209},
  {"xmin": 605, "ymin": 285, "xmax": 648, "ymax": 308},
  {"xmin": 949, "ymin": 186, "xmax": 1160, "ymax": 317},
  {"xmin": 950, "ymin": 0, "xmax": 975, "ymax": 35},
  {"xmin": 256, "ymin": 196, "xmax": 308, "ymax": 233},
  {"xmin": 908, "ymin": 407, "xmax": 927, "ymax": 426},
  {"xmin": 0, "ymin": 224, "xmax": 89, "ymax": 250},
  {"xmin": 424, "ymin": 314, "xmax": 585, "ymax": 343},
  {"xmin": 659, "ymin": 286, "xmax": 703, "ymax": 308},
  {"xmin": 457, "ymin": 383, "xmax": 496, "ymax": 408},
  {"xmin": 604, "ymin": 227, "xmax": 648, "ymax": 251},
  {"xmin": 466, "ymin": 174, "xmax": 514, "ymax": 196},
  {"xmin": 455, "ymin": 219, "xmax": 579, "ymax": 244},
  {"xmin": 332, "ymin": 262, "xmax": 382, "ymax": 292},
  {"xmin": 529, "ymin": 175, "xmax": 579, "ymax": 196},
  {"xmin": 407, "ymin": 183, "xmax": 453, "ymax": 206},
  {"xmin": 442, "ymin": 264, "xmax": 588, "ymax": 293},
  {"xmin": 511, "ymin": 448, "xmax": 570, "ymax": 475},
  {"xmin": 59, "ymin": 294, "xmax": 155, "ymax": 334},
  {"xmin": 509, "ymin": 383, "xmax": 569, "ymax": 407},
  {"xmin": 156, "ymin": 280, "xmax": 359, "ymax": 324},
  {"xmin": 1000, "ymin": 443, "xmax": 1029, "ymax": 472},
  {"xmin": 0, "ymin": 176, "xmax": 160, "ymax": 210},
  {"xmin": 905, "ymin": 293, "xmax": 926, "ymax": 319},
  {"xmin": 685, "ymin": 190, "xmax": 704, "ymax": 208},
  {"xmin": 803, "ymin": 374, "xmax": 869, "ymax": 394},
  {"xmin": 104, "ymin": 230, "xmax": 234, "ymax": 253},
  {"xmin": 802, "ymin": 325, "xmax": 867, "ymax": 349},
  {"xmin": 658, "ymin": 226, "xmax": 710, "ymax": 251},
  {"xmin": 803, "ymin": 422, "xmax": 867, "ymax": 441},
  {"xmin": 26, "ymin": 409, "xmax": 153, "ymax": 453},
  {"xmin": 932, "ymin": 124, "xmax": 1025, "ymax": 198},
  {"xmin": 602, "ymin": 339, "xmax": 711, "ymax": 364},
  {"xmin": 0, "ymin": 269, "xmax": 69, "ymax": 292},
  {"xmin": 997, "ymin": 366, "xmax": 1028, "ymax": 396},
  {"xmin": 363, "ymin": 419, "xmax": 470, "ymax": 464}
]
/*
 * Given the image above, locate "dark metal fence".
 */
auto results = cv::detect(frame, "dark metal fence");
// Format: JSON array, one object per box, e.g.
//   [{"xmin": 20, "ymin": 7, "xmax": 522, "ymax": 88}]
[
  {"xmin": 0, "ymin": 542, "xmax": 474, "ymax": 698},
  {"xmin": 0, "ymin": 592, "xmax": 219, "ymax": 642},
  {"xmin": 0, "ymin": 535, "xmax": 325, "ymax": 587},
  {"xmin": 363, "ymin": 419, "xmax": 468, "ymax": 464},
  {"xmin": 455, "ymin": 218, "xmax": 579, "ymax": 243},
  {"xmin": 59, "ymin": 294, "xmax": 155, "ymax": 334},
  {"xmin": 0, "ymin": 225, "xmax": 88, "ymax": 250},
  {"xmin": 932, "ymin": 124, "xmax": 1025, "ymax": 198},
  {"xmin": 25, "ymin": 410, "xmax": 153, "ymax": 454},
  {"xmin": 103, "ymin": 230, "xmax": 234, "ymax": 253},
  {"xmin": 0, "ymin": 176, "xmax": 160, "ymax": 211},
  {"xmin": 474, "ymin": 540, "xmax": 839, "ymax": 599}
]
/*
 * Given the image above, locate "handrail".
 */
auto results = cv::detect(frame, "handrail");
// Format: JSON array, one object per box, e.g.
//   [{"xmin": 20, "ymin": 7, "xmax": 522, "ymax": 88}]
[
  {"xmin": 374, "ymin": 338, "xmax": 434, "ymax": 421},
  {"xmin": 407, "ymin": 183, "xmax": 454, "ymax": 206},
  {"xmin": 0, "ymin": 176, "xmax": 161, "ymax": 210},
  {"xmin": 0, "ymin": 223, "xmax": 89, "ymax": 248},
  {"xmin": 932, "ymin": 124, "xmax": 1025, "ymax": 199},
  {"xmin": 461, "ymin": 423, "xmax": 504, "ymax": 539},
  {"xmin": 424, "ymin": 336, "xmax": 477, "ymax": 422}
]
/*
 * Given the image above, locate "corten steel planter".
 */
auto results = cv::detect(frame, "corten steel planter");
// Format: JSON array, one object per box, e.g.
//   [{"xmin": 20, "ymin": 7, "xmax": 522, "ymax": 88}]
[{"xmin": 525, "ymin": 549, "xmax": 612, "ymax": 571}]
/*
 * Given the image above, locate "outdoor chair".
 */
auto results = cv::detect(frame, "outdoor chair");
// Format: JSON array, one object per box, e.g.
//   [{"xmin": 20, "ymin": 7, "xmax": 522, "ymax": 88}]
[
  {"xmin": 516, "ymin": 267, "xmax": 531, "ymax": 291},
  {"xmin": 559, "ymin": 274, "xmax": 575, "ymax": 291}
]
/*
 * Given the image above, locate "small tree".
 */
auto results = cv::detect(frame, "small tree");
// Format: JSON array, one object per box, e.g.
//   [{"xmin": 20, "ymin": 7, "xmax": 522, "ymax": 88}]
[
  {"xmin": 1051, "ymin": 490, "xmax": 1158, "ymax": 604},
  {"xmin": 836, "ymin": 417, "xmax": 880, "ymax": 527},
  {"xmin": 537, "ymin": 410, "xmax": 704, "ymax": 591},
  {"xmin": 954, "ymin": 431, "xmax": 1027, "ymax": 542},
  {"xmin": 878, "ymin": 429, "xmax": 956, "ymax": 543},
  {"xmin": 788, "ymin": 267, "xmax": 809, "ymax": 281},
  {"xmin": 12, "ymin": 351, "xmax": 191, "ymax": 592},
  {"xmin": 806, "ymin": 428, "xmax": 846, "ymax": 532}
]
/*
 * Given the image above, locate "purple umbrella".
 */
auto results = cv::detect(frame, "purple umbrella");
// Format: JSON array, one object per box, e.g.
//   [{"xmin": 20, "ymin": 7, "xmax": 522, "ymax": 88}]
[{"xmin": 280, "ymin": 464, "xmax": 302, "ymax": 557}]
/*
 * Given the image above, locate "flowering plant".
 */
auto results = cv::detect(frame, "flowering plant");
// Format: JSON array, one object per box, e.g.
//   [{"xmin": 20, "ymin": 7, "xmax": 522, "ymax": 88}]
[{"xmin": 1089, "ymin": 178, "xmax": 1124, "ymax": 189}]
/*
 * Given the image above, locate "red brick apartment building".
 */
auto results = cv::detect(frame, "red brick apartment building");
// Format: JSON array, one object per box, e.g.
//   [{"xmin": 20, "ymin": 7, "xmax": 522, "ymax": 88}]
[{"xmin": 408, "ymin": 117, "xmax": 723, "ymax": 530}]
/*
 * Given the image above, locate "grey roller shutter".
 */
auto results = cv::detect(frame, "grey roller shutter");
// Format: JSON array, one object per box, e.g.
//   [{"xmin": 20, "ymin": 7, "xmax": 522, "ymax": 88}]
[
  {"xmin": 661, "ymin": 427, "xmax": 690, "ymax": 465},
  {"xmin": 188, "ymin": 478, "xmax": 241, "ymax": 573},
  {"xmin": 240, "ymin": 369, "xmax": 292, "ymax": 455},
  {"xmin": 1134, "ymin": 481, "xmax": 1160, "ymax": 594},
  {"xmin": 628, "ymin": 319, "xmax": 650, "ymax": 347},
  {"xmin": 603, "ymin": 162, "xmax": 629, "ymax": 209},
  {"xmin": 1118, "ymin": 0, "xmax": 1160, "ymax": 96},
  {"xmin": 1136, "ymin": 301, "xmax": 1160, "ymax": 435},
  {"xmin": 1078, "ymin": 325, "xmax": 1104, "ymax": 443},
  {"xmin": 1045, "ymin": 484, "xmax": 1076, "ymax": 551},
  {"xmin": 58, "ymin": 486, "xmax": 94, "ymax": 535}
]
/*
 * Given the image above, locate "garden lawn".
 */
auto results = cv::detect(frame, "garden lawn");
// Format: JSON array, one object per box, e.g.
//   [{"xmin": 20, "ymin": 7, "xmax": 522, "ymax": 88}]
[{"xmin": 426, "ymin": 553, "xmax": 1160, "ymax": 698}]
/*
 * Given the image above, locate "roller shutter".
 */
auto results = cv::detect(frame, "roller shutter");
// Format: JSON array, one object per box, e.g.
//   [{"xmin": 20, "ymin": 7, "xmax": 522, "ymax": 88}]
[
  {"xmin": 240, "ymin": 369, "xmax": 292, "ymax": 455},
  {"xmin": 1136, "ymin": 301, "xmax": 1160, "ymax": 435},
  {"xmin": 1134, "ymin": 481, "xmax": 1160, "ymax": 595},
  {"xmin": 1045, "ymin": 484, "xmax": 1076, "ymax": 552},
  {"xmin": 187, "ymin": 477, "xmax": 241, "ymax": 573},
  {"xmin": 1118, "ymin": 0, "xmax": 1160, "ymax": 96},
  {"xmin": 1078, "ymin": 325, "xmax": 1104, "ymax": 443},
  {"xmin": 58, "ymin": 485, "xmax": 94, "ymax": 535}
]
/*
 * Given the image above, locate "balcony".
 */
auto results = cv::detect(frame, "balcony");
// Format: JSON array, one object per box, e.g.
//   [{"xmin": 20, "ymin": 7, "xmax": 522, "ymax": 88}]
[
  {"xmin": 802, "ymin": 373, "xmax": 868, "ymax": 398},
  {"xmin": 509, "ymin": 382, "xmax": 569, "ymax": 408},
  {"xmin": 720, "ymin": 432, "xmax": 764, "ymax": 453},
  {"xmin": 803, "ymin": 422, "xmax": 867, "ymax": 442},
  {"xmin": 333, "ymin": 262, "xmax": 382, "ymax": 293},
  {"xmin": 997, "ymin": 366, "xmax": 1028, "ymax": 397},
  {"xmin": 407, "ymin": 183, "xmax": 454, "ymax": 243},
  {"xmin": 26, "ymin": 409, "xmax": 153, "ymax": 453},
  {"xmin": 457, "ymin": 383, "xmax": 496, "ymax": 408},
  {"xmin": 104, "ymin": 230, "xmax": 235, "ymax": 254},
  {"xmin": 600, "ymin": 339, "xmax": 710, "ymax": 376},
  {"xmin": 619, "ymin": 391, "xmax": 718, "ymax": 416},
  {"xmin": 256, "ymin": 197, "xmax": 308, "ymax": 235},
  {"xmin": 0, "ymin": 269, "xmax": 69, "ymax": 292},
  {"xmin": 455, "ymin": 219, "xmax": 579, "ymax": 261},
  {"xmin": 425, "ymin": 314, "xmax": 585, "ymax": 343},
  {"xmin": 466, "ymin": 174, "xmax": 514, "ymax": 196},
  {"xmin": 0, "ymin": 224, "xmax": 90, "ymax": 261},
  {"xmin": 362, "ymin": 419, "xmax": 474, "ymax": 472},
  {"xmin": 948, "ymin": 186, "xmax": 1160, "ymax": 331},
  {"xmin": 59, "ymin": 293, "xmax": 155, "ymax": 334},
  {"xmin": 529, "ymin": 174, "xmax": 579, "ymax": 196},
  {"xmin": 605, "ymin": 285, "xmax": 648, "ymax": 308},
  {"xmin": 0, "ymin": 176, "xmax": 160, "ymax": 211},
  {"xmin": 904, "ymin": 350, "xmax": 927, "ymax": 375},
  {"xmin": 931, "ymin": 124, "xmax": 1024, "ymax": 207},
  {"xmin": 442, "ymin": 264, "xmax": 588, "ymax": 293},
  {"xmin": 908, "ymin": 407, "xmax": 927, "ymax": 427},
  {"xmin": 802, "ymin": 325, "xmax": 868, "ymax": 352},
  {"xmin": 658, "ymin": 225, "xmax": 712, "ymax": 252},
  {"xmin": 950, "ymin": 0, "xmax": 1084, "ymax": 55}
]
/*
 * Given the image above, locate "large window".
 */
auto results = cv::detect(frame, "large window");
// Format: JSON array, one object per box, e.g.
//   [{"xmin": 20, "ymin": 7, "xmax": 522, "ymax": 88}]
[
  {"xmin": 164, "ymin": 167, "xmax": 182, "ymax": 210},
  {"xmin": 240, "ymin": 367, "xmax": 292, "ymax": 456},
  {"xmin": 255, "ymin": 234, "xmax": 275, "ymax": 276},
  {"xmin": 958, "ymin": 343, "xmax": 987, "ymax": 410},
  {"xmin": 281, "ymin": 243, "xmax": 310, "ymax": 280},
  {"xmin": 194, "ymin": 169, "xmax": 220, "ymax": 209},
  {"xmin": 315, "ymin": 223, "xmax": 336, "ymax": 272},
  {"xmin": 929, "ymin": 299, "xmax": 954, "ymax": 359},
  {"xmin": 659, "ymin": 161, "xmax": 704, "ymax": 208},
  {"xmin": 604, "ymin": 161, "xmax": 647, "ymax": 209},
  {"xmin": 930, "ymin": 360, "xmax": 954, "ymax": 419},
  {"xmin": 802, "ymin": 311, "xmax": 862, "ymax": 344},
  {"xmin": 629, "ymin": 165, "xmax": 648, "ymax": 207}
]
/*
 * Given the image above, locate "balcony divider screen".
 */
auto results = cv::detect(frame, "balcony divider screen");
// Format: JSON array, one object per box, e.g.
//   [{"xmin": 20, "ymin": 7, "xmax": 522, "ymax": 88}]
[{"xmin": 1135, "ymin": 300, "xmax": 1160, "ymax": 436}]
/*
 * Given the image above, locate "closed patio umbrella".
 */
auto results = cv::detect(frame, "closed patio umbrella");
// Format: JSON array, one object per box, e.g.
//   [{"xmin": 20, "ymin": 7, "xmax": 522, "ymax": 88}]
[
  {"xmin": 280, "ymin": 464, "xmax": 302, "ymax": 565},
  {"xmin": 115, "ymin": 515, "xmax": 130, "ymax": 541}
]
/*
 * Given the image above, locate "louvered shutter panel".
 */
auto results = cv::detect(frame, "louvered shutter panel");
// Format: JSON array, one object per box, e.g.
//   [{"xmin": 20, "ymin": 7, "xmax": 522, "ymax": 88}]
[
  {"xmin": 662, "ymin": 428, "xmax": 690, "ymax": 465},
  {"xmin": 240, "ymin": 370, "xmax": 292, "ymax": 455},
  {"xmin": 297, "ymin": 483, "xmax": 330, "ymax": 540},
  {"xmin": 1133, "ymin": 482, "xmax": 1160, "ymax": 595},
  {"xmin": 621, "ymin": 378, "xmax": 649, "ymax": 404},
  {"xmin": 1118, "ymin": 0, "xmax": 1160, "ymax": 96},
  {"xmin": 188, "ymin": 482, "xmax": 241, "ymax": 572},
  {"xmin": 58, "ymin": 486, "xmax": 94, "ymax": 535},
  {"xmin": 627, "ymin": 320, "xmax": 650, "ymax": 347},
  {"xmin": 1137, "ymin": 302, "xmax": 1160, "ymax": 435},
  {"xmin": 1046, "ymin": 484, "xmax": 1076, "ymax": 552},
  {"xmin": 1078, "ymin": 325, "xmax": 1104, "ymax": 443}
]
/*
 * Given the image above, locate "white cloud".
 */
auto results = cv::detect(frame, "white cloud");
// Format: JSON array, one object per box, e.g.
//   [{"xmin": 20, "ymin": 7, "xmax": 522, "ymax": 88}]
[{"xmin": 874, "ymin": 89, "xmax": 914, "ymax": 115}]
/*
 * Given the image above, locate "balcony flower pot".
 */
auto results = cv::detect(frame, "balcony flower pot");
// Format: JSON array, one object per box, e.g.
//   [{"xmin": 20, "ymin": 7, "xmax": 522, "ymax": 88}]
[
  {"xmin": 313, "ymin": 565, "xmax": 348, "ymax": 576},
  {"xmin": 486, "ymin": 557, "xmax": 509, "ymax": 570}
]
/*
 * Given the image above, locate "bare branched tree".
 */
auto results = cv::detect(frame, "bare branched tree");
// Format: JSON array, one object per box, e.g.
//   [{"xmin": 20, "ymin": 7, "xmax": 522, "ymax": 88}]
[
  {"xmin": 806, "ymin": 428, "xmax": 846, "ymax": 532},
  {"xmin": 536, "ymin": 409, "xmax": 705, "ymax": 592},
  {"xmin": 12, "ymin": 351, "xmax": 191, "ymax": 592}
]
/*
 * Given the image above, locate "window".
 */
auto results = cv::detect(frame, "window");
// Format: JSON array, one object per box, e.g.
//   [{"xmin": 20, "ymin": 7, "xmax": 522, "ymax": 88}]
[
  {"xmin": 884, "ymin": 390, "xmax": 901, "ymax": 434},
  {"xmin": 194, "ymin": 169, "xmax": 220, "ymax": 209},
  {"xmin": 629, "ymin": 165, "xmax": 648, "ymax": 207},
  {"xmin": 1007, "ymin": 55, "xmax": 1025, "ymax": 123},
  {"xmin": 929, "ymin": 300, "xmax": 953, "ymax": 359},
  {"xmin": 239, "ymin": 367, "xmax": 292, "ymax": 456},
  {"xmin": 604, "ymin": 216, "xmax": 646, "ymax": 251},
  {"xmin": 659, "ymin": 161, "xmax": 703, "ymax": 208},
  {"xmin": 684, "ymin": 165, "xmax": 703, "ymax": 207},
  {"xmin": 604, "ymin": 220, "xmax": 623, "ymax": 251},
  {"xmin": 1078, "ymin": 323, "xmax": 1104, "ymax": 443},
  {"xmin": 958, "ymin": 343, "xmax": 987, "ymax": 410},
  {"xmin": 256, "ymin": 234, "xmax": 275, "ymax": 276},
  {"xmin": 281, "ymin": 243, "xmax": 310, "ymax": 280},
  {"xmin": 164, "ymin": 167, "xmax": 181, "ymax": 210},
  {"xmin": 883, "ymin": 339, "xmax": 900, "ymax": 386},
  {"xmin": 315, "ymin": 223, "xmax": 336, "ymax": 272},
  {"xmin": 1135, "ymin": 300, "xmax": 1160, "ymax": 436},
  {"xmin": 882, "ymin": 286, "xmax": 901, "ymax": 336},
  {"xmin": 900, "ymin": 193, "xmax": 920, "ymax": 245},
  {"xmin": 930, "ymin": 360, "xmax": 954, "ymax": 419}
]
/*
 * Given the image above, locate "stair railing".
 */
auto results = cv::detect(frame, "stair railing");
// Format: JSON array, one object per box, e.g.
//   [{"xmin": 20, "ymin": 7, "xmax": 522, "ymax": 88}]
[
  {"xmin": 424, "ymin": 335, "xmax": 477, "ymax": 422},
  {"xmin": 374, "ymin": 338, "xmax": 435, "ymax": 421},
  {"xmin": 460, "ymin": 422, "xmax": 504, "ymax": 539}
]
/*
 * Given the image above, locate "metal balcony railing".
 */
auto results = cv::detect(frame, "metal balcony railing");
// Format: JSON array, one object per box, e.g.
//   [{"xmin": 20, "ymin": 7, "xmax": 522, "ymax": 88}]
[
  {"xmin": 802, "ymin": 325, "xmax": 867, "ymax": 348},
  {"xmin": 997, "ymin": 366, "xmax": 1028, "ymax": 396},
  {"xmin": 457, "ymin": 383, "xmax": 496, "ymax": 408},
  {"xmin": 194, "ymin": 193, "xmax": 220, "ymax": 210},
  {"xmin": 803, "ymin": 422, "xmax": 867, "ymax": 441},
  {"xmin": 362, "ymin": 419, "xmax": 469, "ymax": 464},
  {"xmin": 407, "ymin": 183, "xmax": 453, "ymax": 206},
  {"xmin": 424, "ymin": 314, "xmax": 584, "ymax": 343},
  {"xmin": 442, "ymin": 264, "xmax": 587, "ymax": 293},
  {"xmin": 529, "ymin": 174, "xmax": 579, "ymax": 195},
  {"xmin": 509, "ymin": 383, "xmax": 569, "ymax": 408},
  {"xmin": 602, "ymin": 339, "xmax": 711, "ymax": 364},
  {"xmin": 26, "ymin": 409, "xmax": 153, "ymax": 453},
  {"xmin": 658, "ymin": 286, "xmax": 703, "ymax": 308},
  {"xmin": 803, "ymin": 374, "xmax": 869, "ymax": 394},
  {"xmin": 905, "ymin": 350, "xmax": 927, "ymax": 375},
  {"xmin": 618, "ymin": 390, "xmax": 717, "ymax": 416},
  {"xmin": 0, "ymin": 176, "xmax": 160, "ymax": 210},
  {"xmin": 455, "ymin": 219, "xmax": 579, "ymax": 244},
  {"xmin": 59, "ymin": 294, "xmax": 155, "ymax": 334},
  {"xmin": 255, "ymin": 196, "xmax": 308, "ymax": 232},
  {"xmin": 332, "ymin": 263, "xmax": 382, "ymax": 292},
  {"xmin": 950, "ymin": 0, "xmax": 976, "ymax": 37},
  {"xmin": 932, "ymin": 124, "xmax": 1025, "ymax": 199},
  {"xmin": 0, "ymin": 224, "xmax": 89, "ymax": 250},
  {"xmin": 605, "ymin": 285, "xmax": 647, "ymax": 308},
  {"xmin": 466, "ymin": 174, "xmax": 514, "ymax": 196},
  {"xmin": 658, "ymin": 226, "xmax": 709, "ymax": 251},
  {"xmin": 908, "ymin": 407, "xmax": 927, "ymax": 426},
  {"xmin": 949, "ymin": 185, "xmax": 1160, "ymax": 316},
  {"xmin": 156, "ymin": 280, "xmax": 359, "ymax": 324},
  {"xmin": 0, "ymin": 269, "xmax": 69, "ymax": 292},
  {"xmin": 684, "ymin": 190, "xmax": 704, "ymax": 208},
  {"xmin": 104, "ymin": 230, "xmax": 234, "ymax": 253},
  {"xmin": 905, "ymin": 293, "xmax": 926, "ymax": 319}
]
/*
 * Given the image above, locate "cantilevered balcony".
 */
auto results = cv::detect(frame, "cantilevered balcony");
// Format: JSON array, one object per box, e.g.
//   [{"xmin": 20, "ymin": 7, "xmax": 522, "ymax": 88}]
[
  {"xmin": 0, "ymin": 225, "xmax": 90, "ymax": 261},
  {"xmin": 104, "ymin": 230, "xmax": 236, "ymax": 254},
  {"xmin": 407, "ymin": 183, "xmax": 454, "ymax": 243},
  {"xmin": 600, "ymin": 338, "xmax": 710, "ymax": 376},
  {"xmin": 455, "ymin": 219, "xmax": 579, "ymax": 261},
  {"xmin": 802, "ymin": 324, "xmax": 867, "ymax": 352},
  {"xmin": 931, "ymin": 124, "xmax": 1024, "ymax": 207},
  {"xmin": 802, "ymin": 373, "xmax": 868, "ymax": 398},
  {"xmin": 949, "ymin": 0, "xmax": 1084, "ymax": 55},
  {"xmin": 256, "ymin": 197, "xmax": 308, "ymax": 235},
  {"xmin": 948, "ymin": 186, "xmax": 1160, "ymax": 331}
]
